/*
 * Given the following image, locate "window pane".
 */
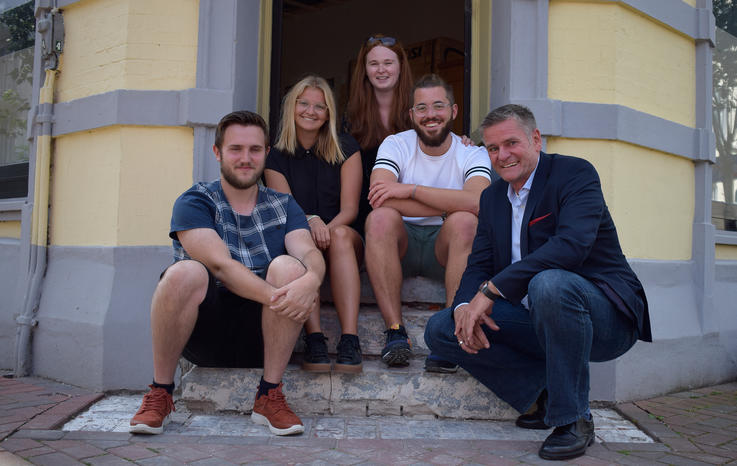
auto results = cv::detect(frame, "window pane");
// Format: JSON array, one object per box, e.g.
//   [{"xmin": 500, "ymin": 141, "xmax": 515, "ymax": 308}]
[{"xmin": 0, "ymin": 1, "xmax": 33, "ymax": 198}]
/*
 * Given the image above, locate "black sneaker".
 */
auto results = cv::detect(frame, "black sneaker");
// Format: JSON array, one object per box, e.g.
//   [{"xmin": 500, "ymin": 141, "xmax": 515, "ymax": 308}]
[
  {"xmin": 302, "ymin": 332, "xmax": 331, "ymax": 372},
  {"xmin": 424, "ymin": 354, "xmax": 458, "ymax": 373},
  {"xmin": 335, "ymin": 334, "xmax": 362, "ymax": 373},
  {"xmin": 381, "ymin": 324, "xmax": 412, "ymax": 367}
]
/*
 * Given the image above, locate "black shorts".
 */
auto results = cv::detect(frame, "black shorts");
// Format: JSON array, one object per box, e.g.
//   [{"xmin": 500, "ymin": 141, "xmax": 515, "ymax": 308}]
[{"xmin": 162, "ymin": 263, "xmax": 265, "ymax": 368}]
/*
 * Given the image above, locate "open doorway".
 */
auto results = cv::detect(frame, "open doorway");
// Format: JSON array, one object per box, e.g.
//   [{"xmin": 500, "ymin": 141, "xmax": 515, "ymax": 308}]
[{"xmin": 269, "ymin": 0, "xmax": 469, "ymax": 141}]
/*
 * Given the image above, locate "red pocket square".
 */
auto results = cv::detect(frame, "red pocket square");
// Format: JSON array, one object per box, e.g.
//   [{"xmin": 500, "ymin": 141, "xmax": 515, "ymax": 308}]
[{"xmin": 529, "ymin": 213, "xmax": 551, "ymax": 226}]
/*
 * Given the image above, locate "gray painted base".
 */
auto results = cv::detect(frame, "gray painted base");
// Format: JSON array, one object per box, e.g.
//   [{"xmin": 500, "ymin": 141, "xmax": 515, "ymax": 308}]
[
  {"xmin": 715, "ymin": 260, "xmax": 737, "ymax": 368},
  {"xmin": 32, "ymin": 245, "xmax": 171, "ymax": 390},
  {"xmin": 11, "ymin": 247, "xmax": 737, "ymax": 401},
  {"xmin": 0, "ymin": 239, "xmax": 20, "ymax": 369},
  {"xmin": 588, "ymin": 259, "xmax": 737, "ymax": 401}
]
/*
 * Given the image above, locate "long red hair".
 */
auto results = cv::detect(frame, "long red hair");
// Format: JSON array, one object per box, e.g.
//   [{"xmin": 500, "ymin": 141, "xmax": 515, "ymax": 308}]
[{"xmin": 346, "ymin": 34, "xmax": 413, "ymax": 149}]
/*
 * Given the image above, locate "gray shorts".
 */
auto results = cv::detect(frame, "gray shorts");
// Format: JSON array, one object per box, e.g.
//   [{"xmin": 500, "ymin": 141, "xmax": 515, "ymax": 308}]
[{"xmin": 401, "ymin": 222, "xmax": 445, "ymax": 281}]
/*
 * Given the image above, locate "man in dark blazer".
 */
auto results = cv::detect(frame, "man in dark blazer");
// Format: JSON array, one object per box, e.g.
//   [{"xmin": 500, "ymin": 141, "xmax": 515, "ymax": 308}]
[{"xmin": 424, "ymin": 104, "xmax": 651, "ymax": 461}]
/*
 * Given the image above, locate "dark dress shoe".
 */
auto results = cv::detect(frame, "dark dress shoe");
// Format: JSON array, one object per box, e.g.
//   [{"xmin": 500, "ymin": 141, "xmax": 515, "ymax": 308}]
[
  {"xmin": 516, "ymin": 390, "xmax": 549, "ymax": 429},
  {"xmin": 516, "ymin": 409, "xmax": 549, "ymax": 429},
  {"xmin": 538, "ymin": 416, "xmax": 595, "ymax": 461}
]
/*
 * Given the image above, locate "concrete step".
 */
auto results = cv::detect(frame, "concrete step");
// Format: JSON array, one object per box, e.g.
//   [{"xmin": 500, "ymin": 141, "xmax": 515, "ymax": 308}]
[
  {"xmin": 181, "ymin": 360, "xmax": 517, "ymax": 420},
  {"xmin": 295, "ymin": 306, "xmax": 444, "ymax": 357},
  {"xmin": 322, "ymin": 274, "xmax": 446, "ymax": 305}
]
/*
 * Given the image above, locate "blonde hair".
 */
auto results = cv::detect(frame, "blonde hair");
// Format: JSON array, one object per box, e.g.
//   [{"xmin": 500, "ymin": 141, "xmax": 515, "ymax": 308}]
[{"xmin": 275, "ymin": 75, "xmax": 345, "ymax": 164}]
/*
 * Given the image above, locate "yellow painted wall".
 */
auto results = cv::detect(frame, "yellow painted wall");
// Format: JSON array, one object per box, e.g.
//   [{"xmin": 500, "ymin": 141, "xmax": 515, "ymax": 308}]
[
  {"xmin": 117, "ymin": 127, "xmax": 194, "ymax": 246},
  {"xmin": 57, "ymin": 0, "xmax": 198, "ymax": 102},
  {"xmin": 716, "ymin": 245, "xmax": 737, "ymax": 261},
  {"xmin": 548, "ymin": 1, "xmax": 695, "ymax": 128},
  {"xmin": 257, "ymin": 0, "xmax": 272, "ymax": 118},
  {"xmin": 0, "ymin": 221, "xmax": 21, "ymax": 239},
  {"xmin": 51, "ymin": 126, "xmax": 193, "ymax": 247},
  {"xmin": 546, "ymin": 138, "xmax": 694, "ymax": 261},
  {"xmin": 470, "ymin": 0, "xmax": 492, "ymax": 140}
]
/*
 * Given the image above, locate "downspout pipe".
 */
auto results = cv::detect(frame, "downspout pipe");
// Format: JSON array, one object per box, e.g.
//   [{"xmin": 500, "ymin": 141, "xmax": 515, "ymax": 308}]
[{"xmin": 14, "ymin": 3, "xmax": 62, "ymax": 377}]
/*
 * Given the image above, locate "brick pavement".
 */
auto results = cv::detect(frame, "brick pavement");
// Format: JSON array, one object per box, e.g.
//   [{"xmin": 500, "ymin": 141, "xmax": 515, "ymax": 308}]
[{"xmin": 1, "ymin": 373, "xmax": 736, "ymax": 465}]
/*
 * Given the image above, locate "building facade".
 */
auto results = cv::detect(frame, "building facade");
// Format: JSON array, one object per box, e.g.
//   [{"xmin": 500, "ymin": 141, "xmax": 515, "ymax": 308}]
[{"xmin": 0, "ymin": 0, "xmax": 735, "ymax": 400}]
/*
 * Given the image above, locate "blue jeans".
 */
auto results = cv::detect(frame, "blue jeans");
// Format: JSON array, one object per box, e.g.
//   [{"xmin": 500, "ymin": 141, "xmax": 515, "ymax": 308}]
[{"xmin": 424, "ymin": 269, "xmax": 638, "ymax": 427}]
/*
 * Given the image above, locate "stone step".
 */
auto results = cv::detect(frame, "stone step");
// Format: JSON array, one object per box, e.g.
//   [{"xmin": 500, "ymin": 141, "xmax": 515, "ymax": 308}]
[
  {"xmin": 181, "ymin": 360, "xmax": 517, "ymax": 420},
  {"xmin": 322, "ymin": 274, "xmax": 446, "ymax": 305},
  {"xmin": 295, "ymin": 306, "xmax": 444, "ymax": 357}
]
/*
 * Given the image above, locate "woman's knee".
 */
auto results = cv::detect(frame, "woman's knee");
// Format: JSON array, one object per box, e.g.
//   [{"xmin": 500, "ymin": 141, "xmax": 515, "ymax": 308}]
[{"xmin": 329, "ymin": 225, "xmax": 356, "ymax": 250}]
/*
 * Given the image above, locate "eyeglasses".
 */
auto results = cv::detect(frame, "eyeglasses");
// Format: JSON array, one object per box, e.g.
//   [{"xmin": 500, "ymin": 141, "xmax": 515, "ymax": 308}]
[
  {"xmin": 296, "ymin": 99, "xmax": 328, "ymax": 114},
  {"xmin": 367, "ymin": 36, "xmax": 396, "ymax": 47},
  {"xmin": 411, "ymin": 102, "xmax": 452, "ymax": 116}
]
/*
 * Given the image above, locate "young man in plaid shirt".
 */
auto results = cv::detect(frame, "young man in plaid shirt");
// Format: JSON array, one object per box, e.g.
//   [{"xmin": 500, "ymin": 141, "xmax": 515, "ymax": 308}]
[{"xmin": 130, "ymin": 111, "xmax": 324, "ymax": 436}]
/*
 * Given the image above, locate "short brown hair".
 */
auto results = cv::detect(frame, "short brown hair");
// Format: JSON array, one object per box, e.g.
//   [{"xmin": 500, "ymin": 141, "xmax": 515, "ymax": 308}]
[
  {"xmin": 214, "ymin": 111, "xmax": 269, "ymax": 151},
  {"xmin": 412, "ymin": 74, "xmax": 455, "ymax": 106}
]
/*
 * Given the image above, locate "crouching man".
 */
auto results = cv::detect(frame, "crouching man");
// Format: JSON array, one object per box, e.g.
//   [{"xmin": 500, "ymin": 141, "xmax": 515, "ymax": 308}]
[
  {"xmin": 425, "ymin": 104, "xmax": 651, "ymax": 460},
  {"xmin": 129, "ymin": 111, "xmax": 324, "ymax": 436}
]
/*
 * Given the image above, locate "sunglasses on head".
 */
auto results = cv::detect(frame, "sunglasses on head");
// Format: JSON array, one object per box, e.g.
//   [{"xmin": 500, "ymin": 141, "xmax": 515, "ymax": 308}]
[{"xmin": 367, "ymin": 36, "xmax": 396, "ymax": 47}]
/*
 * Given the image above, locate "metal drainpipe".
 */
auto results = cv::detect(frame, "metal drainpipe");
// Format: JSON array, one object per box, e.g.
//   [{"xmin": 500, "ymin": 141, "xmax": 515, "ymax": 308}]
[{"xmin": 14, "ymin": 4, "xmax": 63, "ymax": 377}]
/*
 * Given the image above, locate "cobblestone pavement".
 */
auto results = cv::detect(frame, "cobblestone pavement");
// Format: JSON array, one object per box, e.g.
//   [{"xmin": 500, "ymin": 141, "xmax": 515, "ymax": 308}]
[{"xmin": 1, "ymin": 373, "xmax": 736, "ymax": 465}]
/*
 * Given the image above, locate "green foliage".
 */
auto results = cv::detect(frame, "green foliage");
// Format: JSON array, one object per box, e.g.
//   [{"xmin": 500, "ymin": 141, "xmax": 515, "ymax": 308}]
[
  {"xmin": 713, "ymin": 1, "xmax": 737, "ymax": 209},
  {"xmin": 0, "ymin": 3, "xmax": 34, "ymax": 165},
  {"xmin": 715, "ymin": 0, "xmax": 737, "ymax": 36},
  {"xmin": 0, "ymin": 2, "xmax": 35, "ymax": 54}
]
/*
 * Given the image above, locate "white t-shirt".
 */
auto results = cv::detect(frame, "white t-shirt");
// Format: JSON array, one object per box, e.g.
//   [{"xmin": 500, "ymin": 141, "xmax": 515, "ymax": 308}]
[{"xmin": 373, "ymin": 130, "xmax": 493, "ymax": 225}]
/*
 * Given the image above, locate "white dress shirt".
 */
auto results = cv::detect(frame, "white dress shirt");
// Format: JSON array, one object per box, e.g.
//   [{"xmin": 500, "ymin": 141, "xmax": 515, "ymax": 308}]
[
  {"xmin": 454, "ymin": 156, "xmax": 539, "ymax": 311},
  {"xmin": 506, "ymin": 158, "xmax": 539, "ymax": 308}
]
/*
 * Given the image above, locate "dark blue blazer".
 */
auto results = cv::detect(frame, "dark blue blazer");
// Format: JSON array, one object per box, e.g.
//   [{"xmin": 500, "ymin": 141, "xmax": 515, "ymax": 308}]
[{"xmin": 453, "ymin": 152, "xmax": 652, "ymax": 342}]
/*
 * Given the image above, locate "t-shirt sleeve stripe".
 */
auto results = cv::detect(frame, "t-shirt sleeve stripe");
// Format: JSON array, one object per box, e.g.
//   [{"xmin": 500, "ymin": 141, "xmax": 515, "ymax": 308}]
[
  {"xmin": 374, "ymin": 157, "xmax": 400, "ymax": 175},
  {"xmin": 464, "ymin": 166, "xmax": 492, "ymax": 180}
]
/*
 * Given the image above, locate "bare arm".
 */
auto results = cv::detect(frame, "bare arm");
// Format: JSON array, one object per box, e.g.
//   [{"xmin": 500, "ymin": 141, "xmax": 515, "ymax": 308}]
[
  {"xmin": 268, "ymin": 228, "xmax": 326, "ymax": 322},
  {"xmin": 178, "ymin": 228, "xmax": 274, "ymax": 304},
  {"xmin": 285, "ymin": 228, "xmax": 325, "ymax": 286},
  {"xmin": 263, "ymin": 169, "xmax": 292, "ymax": 195},
  {"xmin": 326, "ymin": 151, "xmax": 361, "ymax": 229},
  {"xmin": 369, "ymin": 168, "xmax": 490, "ymax": 216},
  {"xmin": 368, "ymin": 168, "xmax": 441, "ymax": 216}
]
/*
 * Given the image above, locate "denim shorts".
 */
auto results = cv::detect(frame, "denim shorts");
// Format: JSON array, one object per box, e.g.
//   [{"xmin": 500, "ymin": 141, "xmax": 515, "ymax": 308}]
[
  {"xmin": 161, "ymin": 263, "xmax": 264, "ymax": 368},
  {"xmin": 401, "ymin": 222, "xmax": 445, "ymax": 281}
]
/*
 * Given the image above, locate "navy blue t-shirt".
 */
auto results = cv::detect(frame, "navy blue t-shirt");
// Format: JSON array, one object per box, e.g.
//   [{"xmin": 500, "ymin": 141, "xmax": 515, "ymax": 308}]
[{"xmin": 170, "ymin": 181, "xmax": 308, "ymax": 278}]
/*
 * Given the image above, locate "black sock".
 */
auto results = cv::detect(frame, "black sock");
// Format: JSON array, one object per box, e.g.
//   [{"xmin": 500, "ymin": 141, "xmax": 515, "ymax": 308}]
[
  {"xmin": 257, "ymin": 377, "xmax": 279, "ymax": 398},
  {"xmin": 152, "ymin": 380, "xmax": 175, "ymax": 395}
]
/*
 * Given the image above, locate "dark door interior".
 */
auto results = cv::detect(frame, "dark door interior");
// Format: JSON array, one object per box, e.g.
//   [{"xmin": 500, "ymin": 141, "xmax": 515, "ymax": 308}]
[{"xmin": 269, "ymin": 0, "xmax": 470, "ymax": 142}]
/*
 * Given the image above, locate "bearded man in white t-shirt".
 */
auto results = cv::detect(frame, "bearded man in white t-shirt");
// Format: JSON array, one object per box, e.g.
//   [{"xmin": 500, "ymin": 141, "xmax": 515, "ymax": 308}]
[{"xmin": 366, "ymin": 74, "xmax": 495, "ymax": 370}]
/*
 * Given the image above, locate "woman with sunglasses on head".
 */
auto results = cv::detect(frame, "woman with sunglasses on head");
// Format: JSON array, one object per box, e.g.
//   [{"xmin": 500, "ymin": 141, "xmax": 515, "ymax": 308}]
[
  {"xmin": 265, "ymin": 75, "xmax": 364, "ymax": 373},
  {"xmin": 345, "ymin": 34, "xmax": 414, "ymax": 234}
]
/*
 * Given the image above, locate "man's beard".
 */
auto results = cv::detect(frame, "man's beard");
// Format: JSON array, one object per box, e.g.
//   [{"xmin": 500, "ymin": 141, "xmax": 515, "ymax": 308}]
[
  {"xmin": 414, "ymin": 117, "xmax": 453, "ymax": 147},
  {"xmin": 220, "ymin": 163, "xmax": 263, "ymax": 189}
]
